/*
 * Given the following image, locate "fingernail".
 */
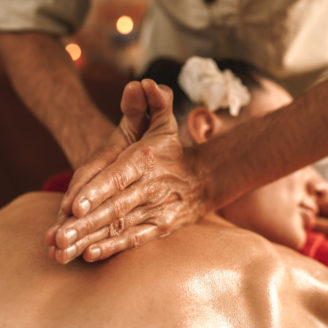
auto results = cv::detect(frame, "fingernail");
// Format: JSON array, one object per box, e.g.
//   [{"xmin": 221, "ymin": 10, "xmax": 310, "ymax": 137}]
[
  {"xmin": 79, "ymin": 198, "xmax": 91, "ymax": 215},
  {"xmin": 65, "ymin": 245, "xmax": 77, "ymax": 259},
  {"xmin": 90, "ymin": 247, "xmax": 101, "ymax": 259},
  {"xmin": 65, "ymin": 229, "xmax": 78, "ymax": 244}
]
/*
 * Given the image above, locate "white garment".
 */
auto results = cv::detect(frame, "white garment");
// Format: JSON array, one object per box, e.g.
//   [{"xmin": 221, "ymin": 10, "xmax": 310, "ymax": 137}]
[
  {"xmin": 2, "ymin": 0, "xmax": 328, "ymax": 175},
  {"xmin": 0, "ymin": 0, "xmax": 90, "ymax": 35},
  {"xmin": 137, "ymin": 0, "xmax": 328, "ymax": 80},
  {"xmin": 2, "ymin": 0, "xmax": 328, "ymax": 78}
]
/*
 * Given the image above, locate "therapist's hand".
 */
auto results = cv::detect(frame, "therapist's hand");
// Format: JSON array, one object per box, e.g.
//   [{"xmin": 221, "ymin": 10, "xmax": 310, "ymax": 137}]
[
  {"xmin": 47, "ymin": 80, "xmax": 205, "ymax": 264},
  {"xmin": 45, "ymin": 81, "xmax": 149, "ymax": 248}
]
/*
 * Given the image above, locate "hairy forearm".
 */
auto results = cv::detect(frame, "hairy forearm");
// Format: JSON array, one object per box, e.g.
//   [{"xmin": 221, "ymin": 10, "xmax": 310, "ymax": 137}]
[
  {"xmin": 193, "ymin": 79, "xmax": 328, "ymax": 210},
  {"xmin": 0, "ymin": 32, "xmax": 115, "ymax": 168}
]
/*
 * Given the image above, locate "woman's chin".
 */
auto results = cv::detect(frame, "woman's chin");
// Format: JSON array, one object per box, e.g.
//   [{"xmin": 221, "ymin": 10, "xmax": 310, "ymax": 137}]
[
  {"xmin": 285, "ymin": 231, "xmax": 306, "ymax": 251},
  {"xmin": 269, "ymin": 229, "xmax": 306, "ymax": 251}
]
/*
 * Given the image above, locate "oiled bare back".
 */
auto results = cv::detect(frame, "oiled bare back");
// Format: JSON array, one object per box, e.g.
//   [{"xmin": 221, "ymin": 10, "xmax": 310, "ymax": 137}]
[{"xmin": 0, "ymin": 192, "xmax": 328, "ymax": 327}]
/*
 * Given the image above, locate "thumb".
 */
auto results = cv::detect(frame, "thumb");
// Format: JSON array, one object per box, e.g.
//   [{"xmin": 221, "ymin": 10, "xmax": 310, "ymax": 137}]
[
  {"xmin": 141, "ymin": 79, "xmax": 178, "ymax": 137},
  {"xmin": 120, "ymin": 81, "xmax": 149, "ymax": 144}
]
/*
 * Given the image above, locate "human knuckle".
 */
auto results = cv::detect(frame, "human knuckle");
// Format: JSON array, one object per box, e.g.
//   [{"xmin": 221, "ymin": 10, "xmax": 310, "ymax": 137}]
[
  {"xmin": 113, "ymin": 199, "xmax": 125, "ymax": 219},
  {"xmin": 118, "ymin": 218, "xmax": 125, "ymax": 232},
  {"xmin": 85, "ymin": 218, "xmax": 95, "ymax": 234},
  {"xmin": 145, "ymin": 183, "xmax": 157, "ymax": 198},
  {"xmin": 111, "ymin": 170, "xmax": 127, "ymax": 191},
  {"xmin": 77, "ymin": 235, "xmax": 90, "ymax": 251},
  {"xmin": 159, "ymin": 216, "xmax": 173, "ymax": 234},
  {"xmin": 128, "ymin": 234, "xmax": 141, "ymax": 249},
  {"xmin": 140, "ymin": 146, "xmax": 155, "ymax": 168},
  {"xmin": 73, "ymin": 166, "xmax": 87, "ymax": 180},
  {"xmin": 109, "ymin": 222, "xmax": 120, "ymax": 237},
  {"xmin": 120, "ymin": 121, "xmax": 138, "ymax": 144}
]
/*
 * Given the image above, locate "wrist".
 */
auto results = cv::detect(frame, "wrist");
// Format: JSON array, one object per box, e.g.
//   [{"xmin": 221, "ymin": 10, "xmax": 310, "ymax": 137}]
[
  {"xmin": 185, "ymin": 139, "xmax": 246, "ymax": 212},
  {"xmin": 62, "ymin": 109, "xmax": 116, "ymax": 168},
  {"xmin": 183, "ymin": 145, "xmax": 213, "ymax": 212}
]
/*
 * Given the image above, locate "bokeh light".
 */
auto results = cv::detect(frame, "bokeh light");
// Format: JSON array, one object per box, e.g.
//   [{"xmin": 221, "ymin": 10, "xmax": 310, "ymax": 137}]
[
  {"xmin": 116, "ymin": 15, "xmax": 134, "ymax": 35},
  {"xmin": 65, "ymin": 43, "xmax": 82, "ymax": 61}
]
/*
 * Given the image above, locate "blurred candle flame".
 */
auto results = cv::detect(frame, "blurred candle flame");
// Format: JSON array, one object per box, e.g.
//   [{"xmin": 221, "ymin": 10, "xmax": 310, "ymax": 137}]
[
  {"xmin": 65, "ymin": 43, "xmax": 82, "ymax": 61},
  {"xmin": 116, "ymin": 15, "xmax": 134, "ymax": 35}
]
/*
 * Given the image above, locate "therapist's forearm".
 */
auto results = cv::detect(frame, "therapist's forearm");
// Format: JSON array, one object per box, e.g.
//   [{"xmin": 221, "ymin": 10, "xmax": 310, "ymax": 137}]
[
  {"xmin": 0, "ymin": 32, "xmax": 115, "ymax": 168},
  {"xmin": 192, "ymin": 79, "xmax": 328, "ymax": 210}
]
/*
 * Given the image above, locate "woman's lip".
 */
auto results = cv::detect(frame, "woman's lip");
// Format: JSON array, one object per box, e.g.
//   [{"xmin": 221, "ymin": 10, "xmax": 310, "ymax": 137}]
[
  {"xmin": 300, "ymin": 206, "xmax": 317, "ymax": 230},
  {"xmin": 300, "ymin": 203, "xmax": 318, "ymax": 215}
]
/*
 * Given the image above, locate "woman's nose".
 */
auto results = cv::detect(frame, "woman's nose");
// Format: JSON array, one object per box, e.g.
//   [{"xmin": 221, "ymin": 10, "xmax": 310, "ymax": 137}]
[
  {"xmin": 307, "ymin": 179, "xmax": 328, "ymax": 199},
  {"xmin": 309, "ymin": 179, "xmax": 328, "ymax": 216}
]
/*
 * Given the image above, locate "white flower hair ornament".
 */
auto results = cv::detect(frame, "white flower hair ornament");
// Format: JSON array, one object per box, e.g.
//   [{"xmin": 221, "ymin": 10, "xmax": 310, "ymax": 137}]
[{"xmin": 178, "ymin": 56, "xmax": 251, "ymax": 116}]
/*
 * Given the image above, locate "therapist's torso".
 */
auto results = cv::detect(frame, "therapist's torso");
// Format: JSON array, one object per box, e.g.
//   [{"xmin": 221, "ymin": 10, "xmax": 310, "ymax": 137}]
[{"xmin": 138, "ymin": 0, "xmax": 328, "ymax": 82}]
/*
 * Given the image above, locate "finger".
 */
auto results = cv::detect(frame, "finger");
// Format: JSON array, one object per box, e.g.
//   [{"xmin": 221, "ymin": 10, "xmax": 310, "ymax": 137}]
[
  {"xmin": 55, "ymin": 181, "xmax": 154, "ymax": 249},
  {"xmin": 141, "ymin": 79, "xmax": 172, "ymax": 114},
  {"xmin": 140, "ymin": 79, "xmax": 177, "ymax": 136},
  {"xmin": 113, "ymin": 206, "xmax": 155, "ymax": 232},
  {"xmin": 71, "ymin": 145, "xmax": 153, "ymax": 219},
  {"xmin": 70, "ymin": 80, "xmax": 175, "ymax": 219},
  {"xmin": 45, "ymin": 224, "xmax": 61, "ymax": 246},
  {"xmin": 63, "ymin": 82, "xmax": 149, "ymax": 219},
  {"xmin": 120, "ymin": 81, "xmax": 149, "ymax": 143},
  {"xmin": 109, "ymin": 203, "xmax": 179, "ymax": 235},
  {"xmin": 53, "ymin": 225, "xmax": 110, "ymax": 265},
  {"xmin": 45, "ymin": 210, "xmax": 69, "ymax": 246},
  {"xmin": 60, "ymin": 158, "xmax": 111, "ymax": 217},
  {"xmin": 53, "ymin": 205, "xmax": 156, "ymax": 263},
  {"xmin": 83, "ymin": 224, "xmax": 160, "ymax": 262}
]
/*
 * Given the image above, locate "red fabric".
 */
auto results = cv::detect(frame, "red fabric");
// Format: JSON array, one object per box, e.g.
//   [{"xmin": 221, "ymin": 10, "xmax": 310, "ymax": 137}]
[
  {"xmin": 300, "ymin": 231, "xmax": 328, "ymax": 267},
  {"xmin": 42, "ymin": 170, "xmax": 73, "ymax": 193}
]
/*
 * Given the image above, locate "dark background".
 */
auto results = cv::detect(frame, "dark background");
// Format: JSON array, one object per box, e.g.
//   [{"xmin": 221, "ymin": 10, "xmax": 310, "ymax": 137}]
[{"xmin": 0, "ymin": 63, "xmax": 130, "ymax": 208}]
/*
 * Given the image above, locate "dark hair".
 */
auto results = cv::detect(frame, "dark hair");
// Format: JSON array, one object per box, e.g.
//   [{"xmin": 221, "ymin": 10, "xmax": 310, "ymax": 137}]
[{"xmin": 139, "ymin": 57, "xmax": 274, "ymax": 122}]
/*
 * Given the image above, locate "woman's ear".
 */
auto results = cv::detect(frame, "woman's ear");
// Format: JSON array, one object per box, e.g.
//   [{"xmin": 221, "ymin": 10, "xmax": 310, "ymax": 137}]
[{"xmin": 187, "ymin": 107, "xmax": 223, "ymax": 144}]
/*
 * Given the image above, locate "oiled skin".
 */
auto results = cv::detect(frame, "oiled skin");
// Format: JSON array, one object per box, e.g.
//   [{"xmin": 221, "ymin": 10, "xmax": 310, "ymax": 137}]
[{"xmin": 1, "ymin": 192, "xmax": 328, "ymax": 327}]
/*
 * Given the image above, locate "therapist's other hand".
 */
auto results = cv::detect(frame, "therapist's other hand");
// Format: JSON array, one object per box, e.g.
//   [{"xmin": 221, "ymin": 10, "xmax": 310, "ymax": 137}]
[{"xmin": 49, "ymin": 79, "xmax": 205, "ymax": 264}]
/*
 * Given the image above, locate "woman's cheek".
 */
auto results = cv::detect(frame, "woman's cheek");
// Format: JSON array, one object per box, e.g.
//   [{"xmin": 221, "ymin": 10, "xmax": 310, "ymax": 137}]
[
  {"xmin": 280, "ymin": 209, "xmax": 306, "ymax": 250},
  {"xmin": 284, "ymin": 225, "xmax": 307, "ymax": 250}
]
